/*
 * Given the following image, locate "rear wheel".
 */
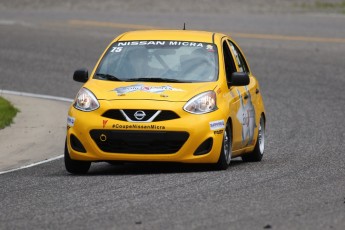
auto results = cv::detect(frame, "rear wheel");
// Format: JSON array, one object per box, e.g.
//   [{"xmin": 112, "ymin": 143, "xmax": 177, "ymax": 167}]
[
  {"xmin": 64, "ymin": 140, "xmax": 91, "ymax": 174},
  {"xmin": 215, "ymin": 122, "xmax": 232, "ymax": 170},
  {"xmin": 242, "ymin": 115, "xmax": 265, "ymax": 162}
]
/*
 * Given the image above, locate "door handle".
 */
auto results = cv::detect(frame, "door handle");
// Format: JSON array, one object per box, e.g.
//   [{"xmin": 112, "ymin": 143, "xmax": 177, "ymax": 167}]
[{"xmin": 256, "ymin": 88, "xmax": 260, "ymax": 94}]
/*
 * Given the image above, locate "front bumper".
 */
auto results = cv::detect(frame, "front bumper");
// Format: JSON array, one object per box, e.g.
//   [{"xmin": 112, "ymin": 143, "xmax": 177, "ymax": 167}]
[{"xmin": 66, "ymin": 100, "xmax": 226, "ymax": 163}]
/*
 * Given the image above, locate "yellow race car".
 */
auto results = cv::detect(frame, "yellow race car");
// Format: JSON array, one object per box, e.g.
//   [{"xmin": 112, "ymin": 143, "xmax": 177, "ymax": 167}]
[{"xmin": 65, "ymin": 30, "xmax": 266, "ymax": 174}]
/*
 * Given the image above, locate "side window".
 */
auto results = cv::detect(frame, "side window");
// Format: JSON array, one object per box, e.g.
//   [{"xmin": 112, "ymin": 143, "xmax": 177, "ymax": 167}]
[
  {"xmin": 228, "ymin": 40, "xmax": 249, "ymax": 73},
  {"xmin": 222, "ymin": 41, "xmax": 236, "ymax": 82}
]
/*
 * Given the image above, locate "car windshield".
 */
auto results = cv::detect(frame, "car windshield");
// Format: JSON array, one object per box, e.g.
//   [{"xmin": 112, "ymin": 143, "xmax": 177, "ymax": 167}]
[{"xmin": 94, "ymin": 40, "xmax": 218, "ymax": 83}]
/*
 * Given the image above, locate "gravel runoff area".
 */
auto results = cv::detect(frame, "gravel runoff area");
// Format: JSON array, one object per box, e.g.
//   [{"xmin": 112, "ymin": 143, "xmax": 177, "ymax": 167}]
[
  {"xmin": 1, "ymin": 0, "xmax": 345, "ymax": 14},
  {"xmin": 0, "ymin": 92, "xmax": 70, "ymax": 172}
]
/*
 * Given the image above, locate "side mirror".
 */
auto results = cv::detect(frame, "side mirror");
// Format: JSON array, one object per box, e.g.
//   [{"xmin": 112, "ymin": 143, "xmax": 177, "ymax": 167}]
[
  {"xmin": 73, "ymin": 68, "xmax": 89, "ymax": 83},
  {"xmin": 228, "ymin": 72, "xmax": 250, "ymax": 86}
]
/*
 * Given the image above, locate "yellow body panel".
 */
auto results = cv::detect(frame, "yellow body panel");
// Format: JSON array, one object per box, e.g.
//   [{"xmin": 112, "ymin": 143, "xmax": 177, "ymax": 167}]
[{"xmin": 67, "ymin": 30, "xmax": 265, "ymax": 164}]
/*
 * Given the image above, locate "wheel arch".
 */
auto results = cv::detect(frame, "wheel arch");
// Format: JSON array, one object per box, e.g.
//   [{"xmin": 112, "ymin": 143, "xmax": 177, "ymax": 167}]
[
  {"xmin": 227, "ymin": 117, "xmax": 233, "ymax": 142},
  {"xmin": 261, "ymin": 112, "xmax": 266, "ymax": 128}
]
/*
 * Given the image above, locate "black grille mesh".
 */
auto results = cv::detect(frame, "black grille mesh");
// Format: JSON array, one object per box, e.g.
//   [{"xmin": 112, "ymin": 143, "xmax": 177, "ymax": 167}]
[
  {"xmin": 102, "ymin": 109, "xmax": 180, "ymax": 122},
  {"xmin": 90, "ymin": 130, "xmax": 189, "ymax": 154}
]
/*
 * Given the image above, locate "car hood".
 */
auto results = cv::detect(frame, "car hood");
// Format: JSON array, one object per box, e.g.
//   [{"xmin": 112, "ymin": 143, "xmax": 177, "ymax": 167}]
[{"xmin": 83, "ymin": 80, "xmax": 218, "ymax": 102}]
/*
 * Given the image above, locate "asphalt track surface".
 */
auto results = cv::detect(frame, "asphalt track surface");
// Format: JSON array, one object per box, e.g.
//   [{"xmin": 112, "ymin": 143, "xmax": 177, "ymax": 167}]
[{"xmin": 1, "ymin": 4, "xmax": 345, "ymax": 230}]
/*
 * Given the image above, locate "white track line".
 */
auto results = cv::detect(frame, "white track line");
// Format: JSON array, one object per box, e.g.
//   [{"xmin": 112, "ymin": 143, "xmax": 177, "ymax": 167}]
[
  {"xmin": 0, "ymin": 90, "xmax": 73, "ymax": 175},
  {"xmin": 0, "ymin": 89, "xmax": 73, "ymax": 103},
  {"xmin": 0, "ymin": 155, "xmax": 64, "ymax": 175}
]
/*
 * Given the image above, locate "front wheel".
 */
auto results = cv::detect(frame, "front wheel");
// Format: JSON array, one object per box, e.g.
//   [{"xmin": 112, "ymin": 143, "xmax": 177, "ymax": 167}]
[
  {"xmin": 64, "ymin": 140, "xmax": 91, "ymax": 174},
  {"xmin": 215, "ymin": 122, "xmax": 232, "ymax": 170},
  {"xmin": 242, "ymin": 114, "xmax": 265, "ymax": 162}
]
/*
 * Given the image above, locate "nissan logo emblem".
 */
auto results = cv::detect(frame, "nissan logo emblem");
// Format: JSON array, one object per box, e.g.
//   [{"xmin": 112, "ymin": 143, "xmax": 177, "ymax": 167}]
[{"xmin": 134, "ymin": 110, "xmax": 146, "ymax": 120}]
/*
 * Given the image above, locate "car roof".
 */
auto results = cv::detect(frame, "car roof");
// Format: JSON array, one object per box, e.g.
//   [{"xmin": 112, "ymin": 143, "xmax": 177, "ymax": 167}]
[{"xmin": 115, "ymin": 30, "xmax": 228, "ymax": 44}]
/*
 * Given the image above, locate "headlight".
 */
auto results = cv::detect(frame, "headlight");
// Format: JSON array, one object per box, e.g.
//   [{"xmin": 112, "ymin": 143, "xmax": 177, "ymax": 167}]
[
  {"xmin": 73, "ymin": 88, "xmax": 99, "ymax": 111},
  {"xmin": 183, "ymin": 91, "xmax": 217, "ymax": 114}
]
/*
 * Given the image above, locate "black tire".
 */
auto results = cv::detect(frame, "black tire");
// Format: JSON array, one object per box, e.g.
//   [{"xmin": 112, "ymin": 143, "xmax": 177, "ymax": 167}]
[
  {"xmin": 64, "ymin": 140, "xmax": 91, "ymax": 174},
  {"xmin": 215, "ymin": 122, "xmax": 232, "ymax": 170},
  {"xmin": 107, "ymin": 161, "xmax": 124, "ymax": 166},
  {"xmin": 242, "ymin": 115, "xmax": 265, "ymax": 162}
]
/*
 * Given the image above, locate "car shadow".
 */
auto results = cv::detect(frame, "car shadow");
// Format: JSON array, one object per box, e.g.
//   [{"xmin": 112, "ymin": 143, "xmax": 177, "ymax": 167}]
[{"xmin": 73, "ymin": 159, "xmax": 246, "ymax": 176}]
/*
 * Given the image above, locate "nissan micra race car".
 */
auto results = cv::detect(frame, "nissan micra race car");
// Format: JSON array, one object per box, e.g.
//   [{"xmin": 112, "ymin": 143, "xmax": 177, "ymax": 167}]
[{"xmin": 65, "ymin": 30, "xmax": 266, "ymax": 174}]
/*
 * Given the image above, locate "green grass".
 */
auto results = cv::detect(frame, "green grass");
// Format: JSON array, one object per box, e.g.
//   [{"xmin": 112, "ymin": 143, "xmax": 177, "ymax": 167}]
[
  {"xmin": 297, "ymin": 1, "xmax": 345, "ymax": 13},
  {"xmin": 316, "ymin": 0, "xmax": 345, "ymax": 13},
  {"xmin": 315, "ymin": 1, "xmax": 345, "ymax": 9},
  {"xmin": 0, "ymin": 96, "xmax": 19, "ymax": 129}
]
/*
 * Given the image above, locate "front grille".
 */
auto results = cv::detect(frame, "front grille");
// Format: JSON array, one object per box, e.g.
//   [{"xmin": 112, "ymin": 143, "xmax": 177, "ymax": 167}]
[
  {"xmin": 90, "ymin": 130, "xmax": 189, "ymax": 154},
  {"xmin": 102, "ymin": 110, "xmax": 123, "ymax": 120},
  {"xmin": 102, "ymin": 109, "xmax": 180, "ymax": 122},
  {"xmin": 123, "ymin": 109, "xmax": 158, "ymax": 121},
  {"xmin": 154, "ymin": 111, "xmax": 180, "ymax": 121}
]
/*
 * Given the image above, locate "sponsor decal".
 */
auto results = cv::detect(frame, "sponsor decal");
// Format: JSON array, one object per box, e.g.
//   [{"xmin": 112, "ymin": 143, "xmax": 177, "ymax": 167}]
[
  {"xmin": 230, "ymin": 90, "xmax": 236, "ymax": 98},
  {"xmin": 217, "ymin": 88, "xmax": 222, "ymax": 94},
  {"xmin": 168, "ymin": 41, "xmax": 204, "ymax": 47},
  {"xmin": 103, "ymin": 120, "xmax": 108, "ymax": 128},
  {"xmin": 112, "ymin": 84, "xmax": 183, "ymax": 96},
  {"xmin": 209, "ymin": 120, "xmax": 225, "ymax": 130},
  {"xmin": 206, "ymin": 44, "xmax": 215, "ymax": 52},
  {"xmin": 117, "ymin": 41, "xmax": 166, "ymax": 46},
  {"xmin": 236, "ymin": 86, "xmax": 256, "ymax": 146},
  {"xmin": 114, "ymin": 40, "xmax": 205, "ymax": 47},
  {"xmin": 67, "ymin": 116, "xmax": 75, "ymax": 127},
  {"xmin": 214, "ymin": 130, "xmax": 224, "ymax": 135},
  {"xmin": 110, "ymin": 47, "xmax": 123, "ymax": 53},
  {"xmin": 112, "ymin": 124, "xmax": 165, "ymax": 130}
]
